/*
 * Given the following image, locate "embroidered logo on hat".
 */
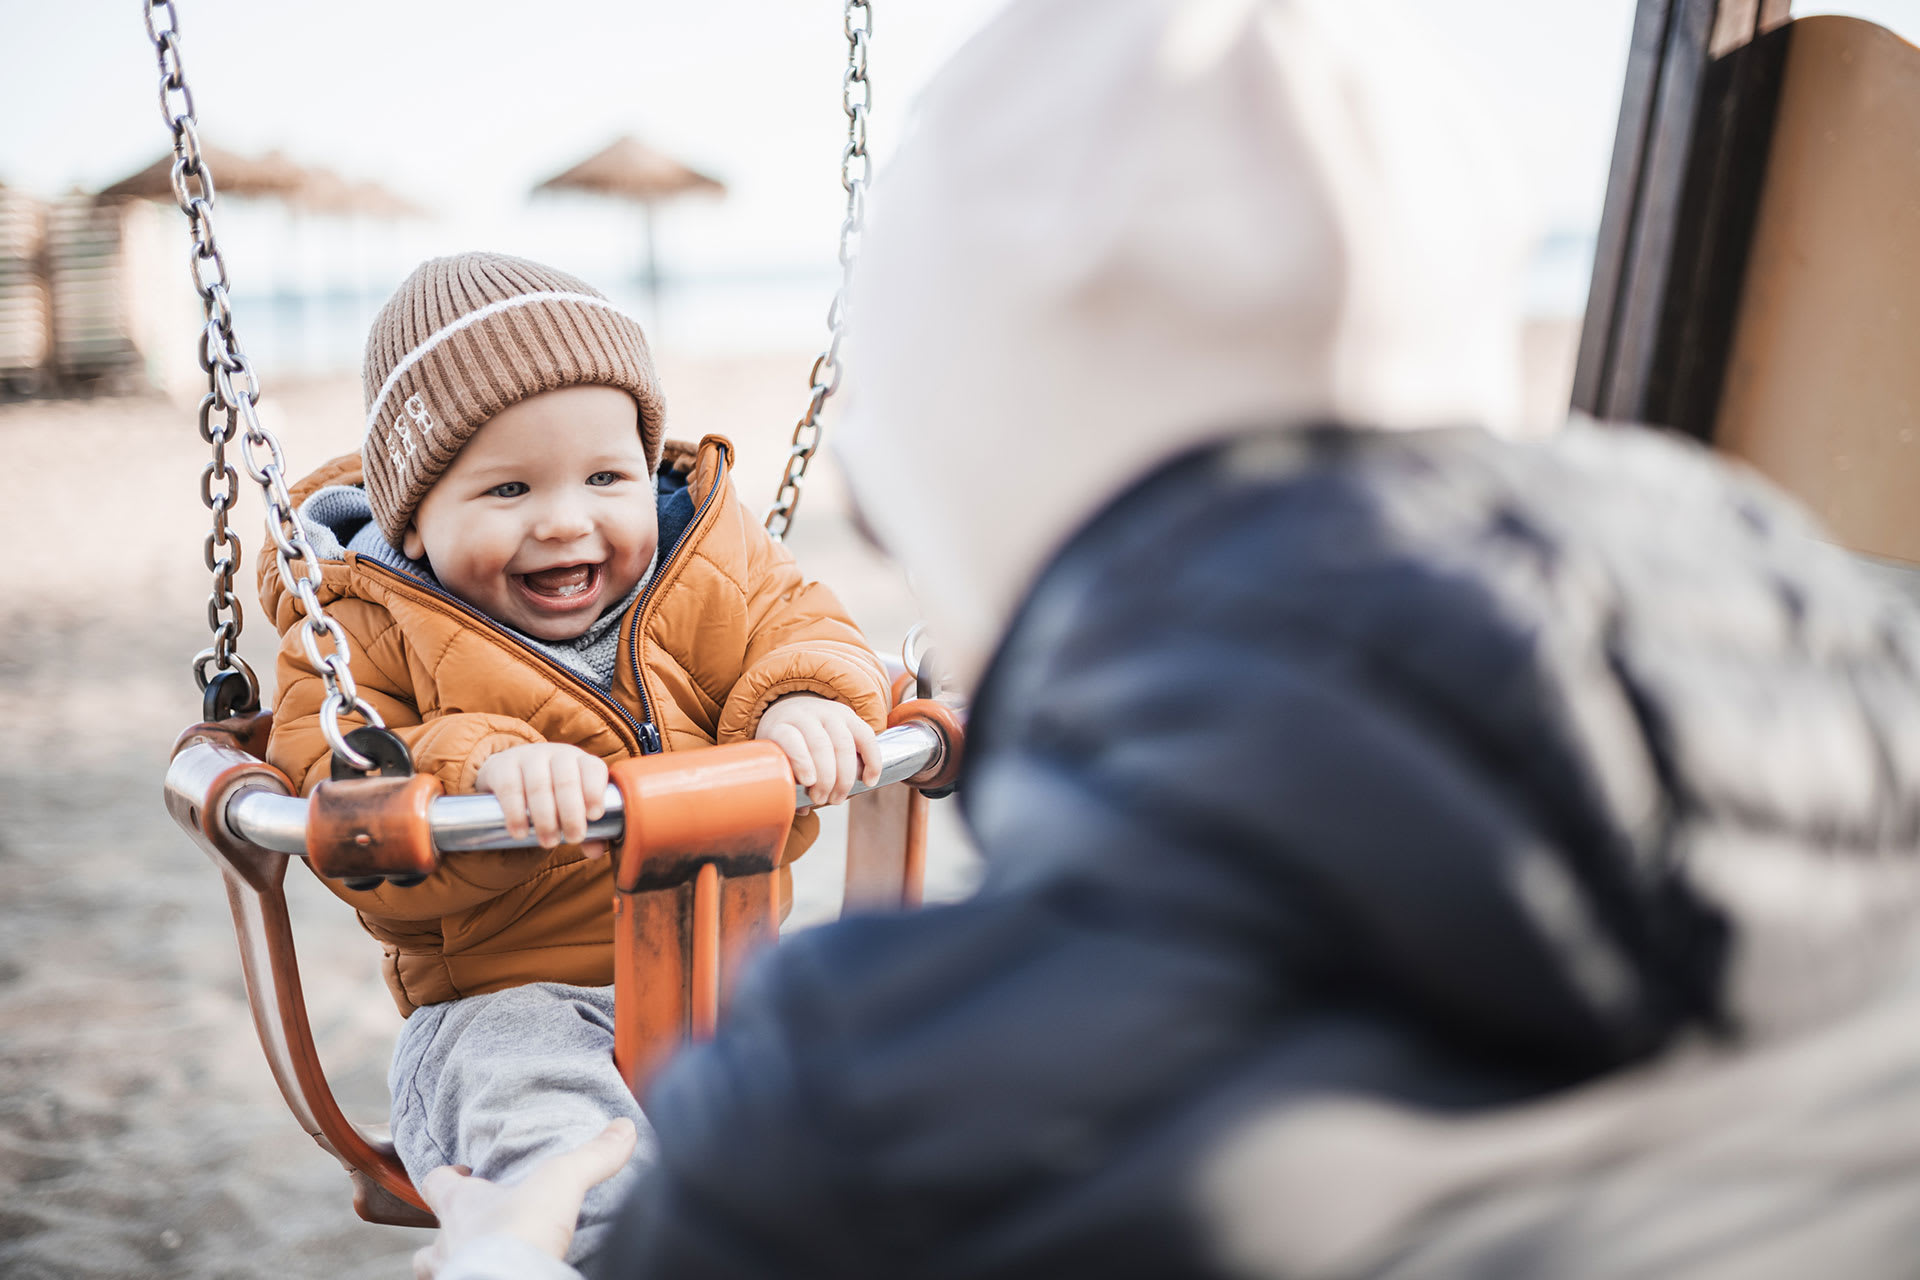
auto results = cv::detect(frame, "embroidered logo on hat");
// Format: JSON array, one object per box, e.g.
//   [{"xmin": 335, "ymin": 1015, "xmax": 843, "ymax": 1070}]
[{"xmin": 388, "ymin": 395, "xmax": 432, "ymax": 480}]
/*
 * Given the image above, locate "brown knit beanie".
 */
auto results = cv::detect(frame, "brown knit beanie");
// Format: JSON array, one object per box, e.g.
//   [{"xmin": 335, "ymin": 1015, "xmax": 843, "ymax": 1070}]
[{"xmin": 360, "ymin": 252, "xmax": 665, "ymax": 546}]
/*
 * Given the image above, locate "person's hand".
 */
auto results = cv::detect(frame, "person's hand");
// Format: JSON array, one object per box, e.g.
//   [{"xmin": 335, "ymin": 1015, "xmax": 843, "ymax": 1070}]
[
  {"xmin": 411, "ymin": 1117, "xmax": 638, "ymax": 1280},
  {"xmin": 754, "ymin": 694, "xmax": 881, "ymax": 807},
  {"xmin": 475, "ymin": 743, "xmax": 611, "ymax": 855}
]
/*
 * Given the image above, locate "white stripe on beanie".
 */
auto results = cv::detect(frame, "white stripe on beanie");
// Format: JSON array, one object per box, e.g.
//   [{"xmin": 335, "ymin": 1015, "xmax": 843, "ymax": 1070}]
[{"xmin": 362, "ymin": 290, "xmax": 643, "ymax": 440}]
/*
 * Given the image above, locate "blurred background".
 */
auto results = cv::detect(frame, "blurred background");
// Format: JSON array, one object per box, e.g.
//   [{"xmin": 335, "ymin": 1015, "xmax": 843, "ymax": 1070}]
[{"xmin": 1, "ymin": 1, "xmax": 1917, "ymax": 1276}]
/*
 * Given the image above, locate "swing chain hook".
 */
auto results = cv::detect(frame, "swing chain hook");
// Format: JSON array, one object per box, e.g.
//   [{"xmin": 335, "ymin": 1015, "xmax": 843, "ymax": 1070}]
[
  {"xmin": 765, "ymin": 0, "xmax": 872, "ymax": 543},
  {"xmin": 143, "ymin": 0, "xmax": 381, "ymax": 771}
]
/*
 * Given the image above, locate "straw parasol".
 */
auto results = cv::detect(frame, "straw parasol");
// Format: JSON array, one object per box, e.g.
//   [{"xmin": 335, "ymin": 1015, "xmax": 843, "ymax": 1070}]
[
  {"xmin": 95, "ymin": 144, "xmax": 309, "ymax": 203},
  {"xmin": 532, "ymin": 136, "xmax": 727, "ymax": 307},
  {"xmin": 342, "ymin": 180, "xmax": 428, "ymax": 221},
  {"xmin": 292, "ymin": 166, "xmax": 427, "ymax": 219}
]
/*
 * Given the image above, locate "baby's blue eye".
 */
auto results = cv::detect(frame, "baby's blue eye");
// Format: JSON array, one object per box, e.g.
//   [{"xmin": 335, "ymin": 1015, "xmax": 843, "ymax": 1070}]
[
  {"xmin": 489, "ymin": 481, "xmax": 529, "ymax": 498},
  {"xmin": 587, "ymin": 471, "xmax": 620, "ymax": 487}
]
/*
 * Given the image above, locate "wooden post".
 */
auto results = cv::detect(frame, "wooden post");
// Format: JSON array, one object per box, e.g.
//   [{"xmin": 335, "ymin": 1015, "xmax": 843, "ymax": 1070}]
[
  {"xmin": 1573, "ymin": 0, "xmax": 1791, "ymax": 438},
  {"xmin": 640, "ymin": 202, "xmax": 660, "ymax": 319}
]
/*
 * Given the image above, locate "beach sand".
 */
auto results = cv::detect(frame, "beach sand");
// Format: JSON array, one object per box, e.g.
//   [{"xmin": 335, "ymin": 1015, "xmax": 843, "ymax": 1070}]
[{"xmin": 0, "ymin": 322, "xmax": 1580, "ymax": 1277}]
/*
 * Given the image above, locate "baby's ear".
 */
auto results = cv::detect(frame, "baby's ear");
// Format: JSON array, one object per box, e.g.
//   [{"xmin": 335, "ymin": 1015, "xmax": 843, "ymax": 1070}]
[{"xmin": 401, "ymin": 524, "xmax": 425, "ymax": 560}]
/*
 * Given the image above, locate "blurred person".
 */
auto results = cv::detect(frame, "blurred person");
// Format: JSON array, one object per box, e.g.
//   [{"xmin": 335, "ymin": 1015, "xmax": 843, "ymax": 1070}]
[
  {"xmin": 262, "ymin": 252, "xmax": 889, "ymax": 1267},
  {"xmin": 415, "ymin": 0, "xmax": 1920, "ymax": 1276}
]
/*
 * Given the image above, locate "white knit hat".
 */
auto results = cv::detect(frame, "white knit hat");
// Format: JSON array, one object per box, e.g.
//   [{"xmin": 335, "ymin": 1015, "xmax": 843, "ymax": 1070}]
[{"xmin": 837, "ymin": 0, "xmax": 1533, "ymax": 687}]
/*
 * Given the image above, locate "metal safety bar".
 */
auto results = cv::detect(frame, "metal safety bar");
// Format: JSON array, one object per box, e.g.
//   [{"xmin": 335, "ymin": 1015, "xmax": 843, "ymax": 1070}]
[{"xmin": 218, "ymin": 719, "xmax": 946, "ymax": 856}]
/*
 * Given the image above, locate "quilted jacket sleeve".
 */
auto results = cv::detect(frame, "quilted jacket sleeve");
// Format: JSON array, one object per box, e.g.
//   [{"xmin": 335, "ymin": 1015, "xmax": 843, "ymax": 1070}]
[
  {"xmin": 714, "ymin": 521, "xmax": 891, "ymax": 742},
  {"xmin": 266, "ymin": 594, "xmax": 555, "ymax": 921}
]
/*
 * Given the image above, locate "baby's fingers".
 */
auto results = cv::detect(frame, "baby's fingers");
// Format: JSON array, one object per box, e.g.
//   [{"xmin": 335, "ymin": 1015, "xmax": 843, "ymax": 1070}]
[
  {"xmin": 768, "ymin": 724, "xmax": 815, "ymax": 789},
  {"xmin": 551, "ymin": 759, "xmax": 589, "ymax": 845},
  {"xmin": 525, "ymin": 759, "xmax": 563, "ymax": 848},
  {"xmin": 580, "ymin": 754, "xmax": 610, "ymax": 822},
  {"xmin": 851, "ymin": 715, "xmax": 882, "ymax": 787},
  {"xmin": 486, "ymin": 765, "xmax": 530, "ymax": 841},
  {"xmin": 799, "ymin": 718, "xmax": 838, "ymax": 807},
  {"xmin": 826, "ymin": 718, "xmax": 860, "ymax": 806}
]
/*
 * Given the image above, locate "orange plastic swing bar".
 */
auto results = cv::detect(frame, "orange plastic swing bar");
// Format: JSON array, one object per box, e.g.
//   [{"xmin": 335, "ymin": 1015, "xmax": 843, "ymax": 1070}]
[{"xmin": 165, "ymin": 703, "xmax": 961, "ymax": 1227}]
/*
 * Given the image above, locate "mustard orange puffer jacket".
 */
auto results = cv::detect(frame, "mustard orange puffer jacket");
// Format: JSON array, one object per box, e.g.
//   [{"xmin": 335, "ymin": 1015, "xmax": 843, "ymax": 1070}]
[{"xmin": 261, "ymin": 435, "xmax": 889, "ymax": 1015}]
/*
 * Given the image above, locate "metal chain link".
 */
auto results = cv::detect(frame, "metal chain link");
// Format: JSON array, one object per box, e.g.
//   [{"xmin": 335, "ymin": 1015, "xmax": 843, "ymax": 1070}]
[
  {"xmin": 143, "ymin": 1, "xmax": 383, "ymax": 768},
  {"xmin": 765, "ymin": 0, "xmax": 871, "ymax": 541}
]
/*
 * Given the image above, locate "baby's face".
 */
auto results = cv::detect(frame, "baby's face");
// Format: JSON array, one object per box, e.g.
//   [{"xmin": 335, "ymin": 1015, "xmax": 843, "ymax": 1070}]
[{"xmin": 403, "ymin": 385, "xmax": 658, "ymax": 641}]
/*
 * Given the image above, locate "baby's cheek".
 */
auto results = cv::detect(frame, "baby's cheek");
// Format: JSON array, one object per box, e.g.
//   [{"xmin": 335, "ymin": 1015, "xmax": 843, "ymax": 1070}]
[{"xmin": 628, "ymin": 524, "xmax": 659, "ymax": 572}]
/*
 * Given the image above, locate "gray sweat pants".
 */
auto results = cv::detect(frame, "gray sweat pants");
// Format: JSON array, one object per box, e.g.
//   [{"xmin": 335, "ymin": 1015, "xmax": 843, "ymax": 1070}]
[{"xmin": 389, "ymin": 983, "xmax": 657, "ymax": 1267}]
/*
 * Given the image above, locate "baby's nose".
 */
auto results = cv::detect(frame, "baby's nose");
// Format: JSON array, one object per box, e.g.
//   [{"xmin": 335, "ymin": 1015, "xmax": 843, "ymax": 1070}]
[{"xmin": 531, "ymin": 497, "xmax": 595, "ymax": 541}]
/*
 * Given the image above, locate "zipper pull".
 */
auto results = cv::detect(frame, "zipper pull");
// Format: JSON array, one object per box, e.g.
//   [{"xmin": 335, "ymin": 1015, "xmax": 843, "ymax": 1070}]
[{"xmin": 638, "ymin": 722, "xmax": 663, "ymax": 755}]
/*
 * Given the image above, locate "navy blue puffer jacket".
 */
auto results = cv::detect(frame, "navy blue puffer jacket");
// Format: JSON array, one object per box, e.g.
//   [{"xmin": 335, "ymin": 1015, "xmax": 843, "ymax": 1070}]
[{"xmin": 598, "ymin": 424, "xmax": 1920, "ymax": 1279}]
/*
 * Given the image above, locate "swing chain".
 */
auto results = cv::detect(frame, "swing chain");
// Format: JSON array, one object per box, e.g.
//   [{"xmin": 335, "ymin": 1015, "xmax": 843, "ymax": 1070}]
[
  {"xmin": 765, "ymin": 0, "xmax": 871, "ymax": 542},
  {"xmin": 144, "ymin": 0, "xmax": 384, "ymax": 770},
  {"xmin": 197, "ymin": 391, "xmax": 243, "ymax": 674}
]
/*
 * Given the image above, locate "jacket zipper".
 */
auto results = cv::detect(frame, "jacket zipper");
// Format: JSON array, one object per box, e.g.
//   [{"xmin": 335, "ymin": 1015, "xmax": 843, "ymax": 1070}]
[
  {"xmin": 350, "ymin": 445, "xmax": 728, "ymax": 758},
  {"xmin": 627, "ymin": 449, "xmax": 728, "ymax": 754},
  {"xmin": 359, "ymin": 557, "xmax": 653, "ymax": 753}
]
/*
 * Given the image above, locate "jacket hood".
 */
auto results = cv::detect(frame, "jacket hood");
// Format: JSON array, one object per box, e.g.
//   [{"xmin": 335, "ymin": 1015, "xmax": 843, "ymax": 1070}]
[
  {"xmin": 296, "ymin": 479, "xmax": 422, "ymax": 573},
  {"xmin": 260, "ymin": 452, "xmax": 367, "ymax": 630},
  {"xmin": 836, "ymin": 0, "xmax": 1533, "ymax": 687}
]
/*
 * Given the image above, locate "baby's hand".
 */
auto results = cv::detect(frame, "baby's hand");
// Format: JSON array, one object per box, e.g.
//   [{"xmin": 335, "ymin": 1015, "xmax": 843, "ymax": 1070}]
[
  {"xmin": 755, "ymin": 694, "xmax": 881, "ymax": 807},
  {"xmin": 475, "ymin": 743, "xmax": 610, "ymax": 854}
]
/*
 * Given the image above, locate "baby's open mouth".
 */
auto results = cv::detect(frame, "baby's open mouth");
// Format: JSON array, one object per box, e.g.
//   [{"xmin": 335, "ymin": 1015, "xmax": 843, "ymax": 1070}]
[{"xmin": 516, "ymin": 562, "xmax": 602, "ymax": 602}]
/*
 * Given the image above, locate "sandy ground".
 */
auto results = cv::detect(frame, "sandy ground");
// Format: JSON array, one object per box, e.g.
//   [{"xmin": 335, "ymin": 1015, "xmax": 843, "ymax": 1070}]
[
  {"xmin": 0, "ymin": 323, "xmax": 1580, "ymax": 1278},
  {"xmin": 0, "ymin": 352, "xmax": 981, "ymax": 1279}
]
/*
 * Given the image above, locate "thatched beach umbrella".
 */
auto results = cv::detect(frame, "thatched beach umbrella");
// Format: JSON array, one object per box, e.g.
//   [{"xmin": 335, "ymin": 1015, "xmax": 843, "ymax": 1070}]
[
  {"xmin": 293, "ymin": 167, "xmax": 427, "ymax": 220},
  {"xmin": 96, "ymin": 144, "xmax": 308, "ymax": 203},
  {"xmin": 263, "ymin": 162, "xmax": 432, "ymax": 361},
  {"xmin": 342, "ymin": 180, "xmax": 428, "ymax": 221},
  {"xmin": 532, "ymin": 136, "xmax": 726, "ymax": 308}
]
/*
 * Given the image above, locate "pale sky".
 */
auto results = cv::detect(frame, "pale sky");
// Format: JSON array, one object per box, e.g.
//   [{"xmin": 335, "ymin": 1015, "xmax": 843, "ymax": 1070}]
[
  {"xmin": 5, "ymin": 1, "xmax": 1916, "ymax": 331},
  {"xmin": 7, "ymin": 0, "xmax": 1016, "ymax": 279}
]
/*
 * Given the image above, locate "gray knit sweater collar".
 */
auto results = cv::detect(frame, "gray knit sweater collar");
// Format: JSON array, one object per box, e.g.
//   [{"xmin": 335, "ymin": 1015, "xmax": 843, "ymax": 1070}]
[{"xmin": 299, "ymin": 484, "xmax": 650, "ymax": 691}]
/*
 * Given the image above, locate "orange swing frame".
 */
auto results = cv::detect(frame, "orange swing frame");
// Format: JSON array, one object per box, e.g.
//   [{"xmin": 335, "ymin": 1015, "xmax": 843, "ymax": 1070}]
[{"xmin": 165, "ymin": 679, "xmax": 963, "ymax": 1228}]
